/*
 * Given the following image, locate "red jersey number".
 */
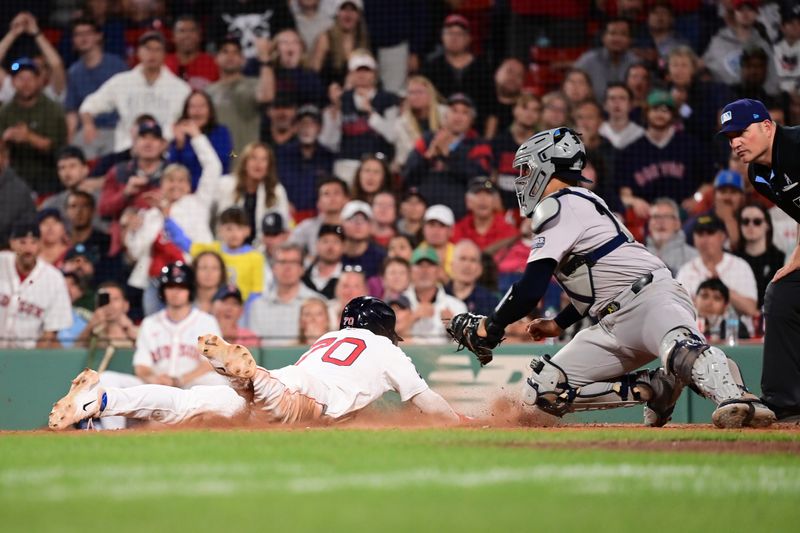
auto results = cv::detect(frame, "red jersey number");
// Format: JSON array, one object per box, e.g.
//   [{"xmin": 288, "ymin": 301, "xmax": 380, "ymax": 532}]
[{"xmin": 296, "ymin": 337, "xmax": 366, "ymax": 367}]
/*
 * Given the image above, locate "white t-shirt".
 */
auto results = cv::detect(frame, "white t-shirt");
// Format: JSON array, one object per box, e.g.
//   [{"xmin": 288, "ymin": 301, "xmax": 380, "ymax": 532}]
[
  {"xmin": 0, "ymin": 252, "xmax": 72, "ymax": 348},
  {"xmin": 675, "ymin": 253, "xmax": 759, "ymax": 302},
  {"xmin": 403, "ymin": 286, "xmax": 468, "ymax": 342},
  {"xmin": 272, "ymin": 328, "xmax": 429, "ymax": 419},
  {"xmin": 133, "ymin": 308, "xmax": 222, "ymax": 378},
  {"xmin": 774, "ymin": 39, "xmax": 800, "ymax": 93},
  {"xmin": 527, "ymin": 188, "xmax": 666, "ymax": 317}
]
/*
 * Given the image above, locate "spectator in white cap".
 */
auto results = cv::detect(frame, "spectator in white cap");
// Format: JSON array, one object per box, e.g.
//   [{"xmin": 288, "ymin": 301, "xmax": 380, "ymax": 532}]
[
  {"xmin": 403, "ymin": 246, "xmax": 467, "ymax": 343},
  {"xmin": 320, "ymin": 48, "xmax": 399, "ymax": 183},
  {"xmin": 340, "ymin": 199, "xmax": 386, "ymax": 277},
  {"xmin": 415, "ymin": 204, "xmax": 455, "ymax": 280}
]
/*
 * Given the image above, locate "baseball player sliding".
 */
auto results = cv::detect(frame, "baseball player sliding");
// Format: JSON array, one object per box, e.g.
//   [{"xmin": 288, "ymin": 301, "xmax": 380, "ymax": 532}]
[
  {"xmin": 49, "ymin": 297, "xmax": 459, "ymax": 429},
  {"xmin": 447, "ymin": 127, "xmax": 775, "ymax": 428}
]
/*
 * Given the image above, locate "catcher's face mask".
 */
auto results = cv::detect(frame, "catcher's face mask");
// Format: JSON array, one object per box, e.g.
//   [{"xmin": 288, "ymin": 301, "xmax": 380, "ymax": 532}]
[{"xmin": 512, "ymin": 127, "xmax": 587, "ymax": 218}]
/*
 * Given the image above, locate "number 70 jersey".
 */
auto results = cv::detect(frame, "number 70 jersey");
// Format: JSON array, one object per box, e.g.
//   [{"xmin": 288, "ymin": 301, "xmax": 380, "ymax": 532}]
[{"xmin": 270, "ymin": 328, "xmax": 430, "ymax": 419}]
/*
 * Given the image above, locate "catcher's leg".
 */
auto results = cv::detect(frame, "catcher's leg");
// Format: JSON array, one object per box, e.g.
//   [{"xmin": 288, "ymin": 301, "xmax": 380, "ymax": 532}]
[
  {"xmin": 660, "ymin": 327, "xmax": 775, "ymax": 428},
  {"xmin": 521, "ymin": 355, "xmax": 678, "ymax": 419}
]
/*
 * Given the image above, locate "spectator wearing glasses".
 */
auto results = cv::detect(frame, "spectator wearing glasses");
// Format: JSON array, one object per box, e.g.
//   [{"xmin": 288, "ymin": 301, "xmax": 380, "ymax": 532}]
[
  {"xmin": 302, "ymin": 224, "xmax": 344, "ymax": 299},
  {"xmin": 247, "ymin": 243, "xmax": 324, "ymax": 346},
  {"xmin": 645, "ymin": 197, "xmax": 697, "ymax": 276},
  {"xmin": 735, "ymin": 203, "xmax": 785, "ymax": 308},
  {"xmin": 340, "ymin": 200, "xmax": 386, "ymax": 277}
]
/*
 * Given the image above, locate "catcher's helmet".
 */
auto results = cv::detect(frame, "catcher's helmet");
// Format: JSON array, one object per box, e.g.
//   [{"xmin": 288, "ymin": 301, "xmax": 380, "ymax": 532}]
[
  {"xmin": 158, "ymin": 261, "xmax": 195, "ymax": 302},
  {"xmin": 339, "ymin": 296, "xmax": 403, "ymax": 344},
  {"xmin": 512, "ymin": 127, "xmax": 587, "ymax": 218}
]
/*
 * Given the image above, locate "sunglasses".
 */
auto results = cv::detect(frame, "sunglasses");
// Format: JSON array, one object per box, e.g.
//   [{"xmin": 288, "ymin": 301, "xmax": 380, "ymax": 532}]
[{"xmin": 741, "ymin": 218, "xmax": 765, "ymax": 227}]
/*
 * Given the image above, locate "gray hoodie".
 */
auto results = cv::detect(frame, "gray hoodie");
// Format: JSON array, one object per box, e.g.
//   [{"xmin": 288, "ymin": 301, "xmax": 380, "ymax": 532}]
[{"xmin": 702, "ymin": 26, "xmax": 779, "ymax": 96}]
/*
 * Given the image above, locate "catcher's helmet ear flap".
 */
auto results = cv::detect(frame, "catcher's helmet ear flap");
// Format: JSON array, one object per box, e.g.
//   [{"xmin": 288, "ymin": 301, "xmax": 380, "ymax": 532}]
[
  {"xmin": 340, "ymin": 296, "xmax": 403, "ymax": 344},
  {"xmin": 158, "ymin": 261, "xmax": 195, "ymax": 302}
]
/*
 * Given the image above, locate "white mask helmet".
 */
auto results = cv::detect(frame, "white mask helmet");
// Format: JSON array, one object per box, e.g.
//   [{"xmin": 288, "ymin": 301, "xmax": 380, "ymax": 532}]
[{"xmin": 512, "ymin": 127, "xmax": 587, "ymax": 218}]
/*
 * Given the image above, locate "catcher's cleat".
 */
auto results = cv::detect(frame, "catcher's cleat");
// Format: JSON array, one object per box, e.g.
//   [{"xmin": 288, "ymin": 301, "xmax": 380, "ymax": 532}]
[
  {"xmin": 198, "ymin": 334, "xmax": 257, "ymax": 379},
  {"xmin": 49, "ymin": 368, "xmax": 104, "ymax": 430},
  {"xmin": 712, "ymin": 397, "xmax": 776, "ymax": 429}
]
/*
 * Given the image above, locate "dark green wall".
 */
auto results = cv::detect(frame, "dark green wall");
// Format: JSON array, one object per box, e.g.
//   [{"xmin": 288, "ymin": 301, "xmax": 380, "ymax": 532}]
[{"xmin": 0, "ymin": 344, "xmax": 765, "ymax": 429}]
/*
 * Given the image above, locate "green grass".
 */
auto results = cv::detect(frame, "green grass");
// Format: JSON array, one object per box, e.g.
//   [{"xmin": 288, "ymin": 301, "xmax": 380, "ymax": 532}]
[{"xmin": 1, "ymin": 427, "xmax": 799, "ymax": 533}]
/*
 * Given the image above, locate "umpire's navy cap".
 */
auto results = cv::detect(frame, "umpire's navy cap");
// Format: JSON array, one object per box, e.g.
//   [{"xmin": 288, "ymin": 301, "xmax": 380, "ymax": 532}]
[{"xmin": 718, "ymin": 98, "xmax": 771, "ymax": 134}]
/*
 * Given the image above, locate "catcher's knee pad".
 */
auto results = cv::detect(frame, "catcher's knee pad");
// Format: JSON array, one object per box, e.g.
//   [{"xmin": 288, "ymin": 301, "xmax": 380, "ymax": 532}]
[
  {"xmin": 521, "ymin": 355, "xmax": 574, "ymax": 417},
  {"xmin": 661, "ymin": 327, "xmax": 743, "ymax": 404}
]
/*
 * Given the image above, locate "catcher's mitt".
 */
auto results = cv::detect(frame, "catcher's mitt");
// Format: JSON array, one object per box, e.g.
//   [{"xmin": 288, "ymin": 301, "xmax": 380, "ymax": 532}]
[{"xmin": 446, "ymin": 313, "xmax": 504, "ymax": 366}]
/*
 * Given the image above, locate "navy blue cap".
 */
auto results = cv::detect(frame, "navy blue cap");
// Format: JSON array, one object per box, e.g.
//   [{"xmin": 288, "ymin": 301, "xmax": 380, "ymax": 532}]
[
  {"xmin": 10, "ymin": 57, "xmax": 39, "ymax": 76},
  {"xmin": 718, "ymin": 98, "xmax": 771, "ymax": 134},
  {"xmin": 137, "ymin": 119, "xmax": 163, "ymax": 138},
  {"xmin": 36, "ymin": 208, "xmax": 63, "ymax": 224},
  {"xmin": 213, "ymin": 284, "xmax": 243, "ymax": 303},
  {"xmin": 261, "ymin": 212, "xmax": 285, "ymax": 236}
]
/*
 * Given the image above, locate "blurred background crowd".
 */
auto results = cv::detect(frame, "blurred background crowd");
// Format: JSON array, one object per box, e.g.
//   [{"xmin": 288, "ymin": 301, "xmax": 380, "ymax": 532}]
[{"xmin": 0, "ymin": 0, "xmax": 798, "ymax": 348}]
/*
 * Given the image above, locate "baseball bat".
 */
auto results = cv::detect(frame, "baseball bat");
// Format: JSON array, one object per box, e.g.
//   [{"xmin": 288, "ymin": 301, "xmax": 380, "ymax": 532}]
[{"xmin": 97, "ymin": 345, "xmax": 116, "ymax": 373}]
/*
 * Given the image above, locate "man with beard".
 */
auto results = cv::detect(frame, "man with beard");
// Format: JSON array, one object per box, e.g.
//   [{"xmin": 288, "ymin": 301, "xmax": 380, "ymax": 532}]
[
  {"xmin": 0, "ymin": 58, "xmax": 66, "ymax": 195},
  {"xmin": 0, "ymin": 221, "xmax": 72, "ymax": 348},
  {"xmin": 484, "ymin": 58, "xmax": 526, "ymax": 139}
]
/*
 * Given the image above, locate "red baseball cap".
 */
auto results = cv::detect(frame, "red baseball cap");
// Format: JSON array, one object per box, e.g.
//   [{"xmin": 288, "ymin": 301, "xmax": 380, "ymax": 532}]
[
  {"xmin": 732, "ymin": 0, "xmax": 759, "ymax": 10},
  {"xmin": 443, "ymin": 14, "xmax": 470, "ymax": 31}
]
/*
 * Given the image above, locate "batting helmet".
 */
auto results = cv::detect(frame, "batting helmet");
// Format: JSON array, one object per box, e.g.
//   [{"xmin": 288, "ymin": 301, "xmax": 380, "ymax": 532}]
[
  {"xmin": 512, "ymin": 127, "xmax": 587, "ymax": 218},
  {"xmin": 339, "ymin": 296, "xmax": 402, "ymax": 345},
  {"xmin": 158, "ymin": 261, "xmax": 195, "ymax": 302}
]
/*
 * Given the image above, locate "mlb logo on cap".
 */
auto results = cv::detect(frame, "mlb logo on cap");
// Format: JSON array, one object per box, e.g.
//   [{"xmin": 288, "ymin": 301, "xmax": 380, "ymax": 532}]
[{"xmin": 718, "ymin": 98, "xmax": 771, "ymax": 134}]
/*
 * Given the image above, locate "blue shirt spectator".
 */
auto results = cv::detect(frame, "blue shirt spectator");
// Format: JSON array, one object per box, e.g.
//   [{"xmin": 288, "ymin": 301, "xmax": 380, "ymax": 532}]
[
  {"xmin": 65, "ymin": 54, "xmax": 127, "ymax": 130},
  {"xmin": 168, "ymin": 90, "xmax": 232, "ymax": 190}
]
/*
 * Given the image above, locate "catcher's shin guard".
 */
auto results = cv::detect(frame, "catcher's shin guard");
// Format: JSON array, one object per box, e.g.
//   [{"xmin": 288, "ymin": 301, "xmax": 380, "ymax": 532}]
[
  {"xmin": 660, "ymin": 327, "xmax": 775, "ymax": 428},
  {"xmin": 521, "ymin": 356, "xmax": 657, "ymax": 417}
]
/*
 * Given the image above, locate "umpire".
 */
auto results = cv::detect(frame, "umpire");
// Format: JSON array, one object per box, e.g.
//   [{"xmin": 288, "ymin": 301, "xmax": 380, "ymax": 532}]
[{"xmin": 720, "ymin": 98, "xmax": 800, "ymax": 421}]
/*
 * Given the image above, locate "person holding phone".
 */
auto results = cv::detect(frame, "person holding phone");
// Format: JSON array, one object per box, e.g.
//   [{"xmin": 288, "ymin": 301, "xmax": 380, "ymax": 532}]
[{"xmin": 75, "ymin": 281, "xmax": 138, "ymax": 348}]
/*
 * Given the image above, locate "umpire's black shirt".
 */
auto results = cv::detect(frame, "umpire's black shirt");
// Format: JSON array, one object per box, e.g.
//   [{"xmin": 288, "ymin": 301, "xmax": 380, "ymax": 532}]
[{"xmin": 748, "ymin": 125, "xmax": 800, "ymax": 223}]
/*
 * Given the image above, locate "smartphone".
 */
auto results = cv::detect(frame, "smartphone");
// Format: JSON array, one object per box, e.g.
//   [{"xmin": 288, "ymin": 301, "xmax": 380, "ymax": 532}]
[{"xmin": 96, "ymin": 291, "xmax": 110, "ymax": 308}]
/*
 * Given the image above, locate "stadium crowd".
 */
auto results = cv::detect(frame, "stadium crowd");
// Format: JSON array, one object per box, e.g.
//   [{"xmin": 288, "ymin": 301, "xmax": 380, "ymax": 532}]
[{"xmin": 0, "ymin": 0, "xmax": 799, "ymax": 349}]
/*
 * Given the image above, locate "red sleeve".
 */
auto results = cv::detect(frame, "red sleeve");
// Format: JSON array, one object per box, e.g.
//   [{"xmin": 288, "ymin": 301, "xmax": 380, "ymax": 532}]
[
  {"xmin": 468, "ymin": 143, "xmax": 493, "ymax": 172},
  {"xmin": 414, "ymin": 137, "xmax": 428, "ymax": 155},
  {"xmin": 98, "ymin": 169, "xmax": 128, "ymax": 218}
]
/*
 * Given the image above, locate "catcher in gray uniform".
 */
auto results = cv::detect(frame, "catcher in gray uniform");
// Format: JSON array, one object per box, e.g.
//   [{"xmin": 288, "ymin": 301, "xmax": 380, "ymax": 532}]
[{"xmin": 447, "ymin": 127, "xmax": 775, "ymax": 428}]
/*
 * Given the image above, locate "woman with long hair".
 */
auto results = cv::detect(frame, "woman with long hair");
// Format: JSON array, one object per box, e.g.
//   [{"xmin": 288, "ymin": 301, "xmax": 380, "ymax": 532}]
[
  {"xmin": 169, "ymin": 90, "xmax": 233, "ymax": 189},
  {"xmin": 310, "ymin": 0, "xmax": 370, "ymax": 87},
  {"xmin": 735, "ymin": 203, "xmax": 785, "ymax": 308},
  {"xmin": 352, "ymin": 154, "xmax": 391, "ymax": 203},
  {"xmin": 561, "ymin": 68, "xmax": 595, "ymax": 109},
  {"xmin": 216, "ymin": 141, "xmax": 291, "ymax": 243},
  {"xmin": 193, "ymin": 251, "xmax": 227, "ymax": 313},
  {"xmin": 392, "ymin": 75, "xmax": 448, "ymax": 171}
]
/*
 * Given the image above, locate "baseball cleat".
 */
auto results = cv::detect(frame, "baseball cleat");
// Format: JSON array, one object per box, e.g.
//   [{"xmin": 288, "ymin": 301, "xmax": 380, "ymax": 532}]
[
  {"xmin": 712, "ymin": 398, "xmax": 776, "ymax": 429},
  {"xmin": 48, "ymin": 368, "xmax": 104, "ymax": 430},
  {"xmin": 197, "ymin": 334, "xmax": 257, "ymax": 379}
]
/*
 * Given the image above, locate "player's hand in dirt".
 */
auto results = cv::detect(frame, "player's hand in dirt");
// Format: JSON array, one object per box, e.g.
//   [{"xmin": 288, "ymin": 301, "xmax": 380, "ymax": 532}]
[{"xmin": 527, "ymin": 318, "xmax": 562, "ymax": 342}]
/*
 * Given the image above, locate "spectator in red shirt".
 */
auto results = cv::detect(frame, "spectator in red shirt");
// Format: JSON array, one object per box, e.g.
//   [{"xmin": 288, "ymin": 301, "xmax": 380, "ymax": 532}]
[
  {"xmin": 165, "ymin": 15, "xmax": 219, "ymax": 90},
  {"xmin": 453, "ymin": 177, "xmax": 517, "ymax": 253}
]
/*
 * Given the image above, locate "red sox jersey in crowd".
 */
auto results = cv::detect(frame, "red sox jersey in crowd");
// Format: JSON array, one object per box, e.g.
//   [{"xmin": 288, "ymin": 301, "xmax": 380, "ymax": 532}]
[
  {"xmin": 133, "ymin": 307, "xmax": 222, "ymax": 379},
  {"xmin": 0, "ymin": 251, "xmax": 72, "ymax": 348}
]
